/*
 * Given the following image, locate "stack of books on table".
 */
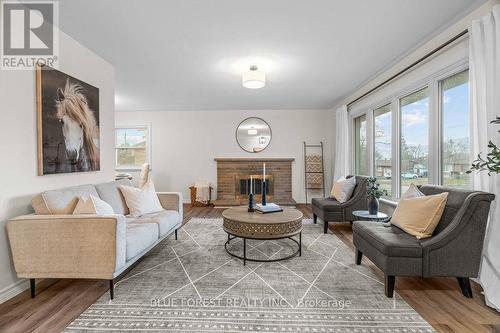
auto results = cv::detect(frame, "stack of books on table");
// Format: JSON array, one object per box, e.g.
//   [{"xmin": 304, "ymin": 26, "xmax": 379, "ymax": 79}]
[{"xmin": 255, "ymin": 203, "xmax": 283, "ymax": 214}]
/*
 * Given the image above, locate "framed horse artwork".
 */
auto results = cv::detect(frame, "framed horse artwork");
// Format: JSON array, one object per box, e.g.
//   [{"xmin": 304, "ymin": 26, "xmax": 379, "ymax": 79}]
[{"xmin": 36, "ymin": 64, "xmax": 100, "ymax": 175}]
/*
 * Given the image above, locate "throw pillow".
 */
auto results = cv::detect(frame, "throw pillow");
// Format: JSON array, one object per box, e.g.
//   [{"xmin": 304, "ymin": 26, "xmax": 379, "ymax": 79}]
[
  {"xmin": 402, "ymin": 183, "xmax": 425, "ymax": 199},
  {"xmin": 119, "ymin": 179, "xmax": 163, "ymax": 216},
  {"xmin": 330, "ymin": 176, "xmax": 356, "ymax": 203},
  {"xmin": 391, "ymin": 192, "xmax": 449, "ymax": 239},
  {"xmin": 73, "ymin": 195, "xmax": 115, "ymax": 215}
]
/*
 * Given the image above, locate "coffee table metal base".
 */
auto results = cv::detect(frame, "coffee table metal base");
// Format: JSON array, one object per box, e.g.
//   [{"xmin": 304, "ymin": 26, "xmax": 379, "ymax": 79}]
[{"xmin": 225, "ymin": 232, "xmax": 302, "ymax": 265}]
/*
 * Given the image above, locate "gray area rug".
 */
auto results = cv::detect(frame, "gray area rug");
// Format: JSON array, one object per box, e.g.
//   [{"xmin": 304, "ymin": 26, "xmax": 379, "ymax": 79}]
[{"xmin": 65, "ymin": 218, "xmax": 435, "ymax": 332}]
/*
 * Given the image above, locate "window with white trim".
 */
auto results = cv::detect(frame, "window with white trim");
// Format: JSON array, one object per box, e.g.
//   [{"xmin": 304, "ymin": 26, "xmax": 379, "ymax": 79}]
[
  {"xmin": 354, "ymin": 114, "xmax": 368, "ymax": 175},
  {"xmin": 351, "ymin": 66, "xmax": 470, "ymax": 199},
  {"xmin": 441, "ymin": 70, "xmax": 470, "ymax": 189},
  {"xmin": 400, "ymin": 87, "xmax": 430, "ymax": 194},
  {"xmin": 374, "ymin": 104, "xmax": 392, "ymax": 196},
  {"xmin": 115, "ymin": 125, "xmax": 151, "ymax": 170}
]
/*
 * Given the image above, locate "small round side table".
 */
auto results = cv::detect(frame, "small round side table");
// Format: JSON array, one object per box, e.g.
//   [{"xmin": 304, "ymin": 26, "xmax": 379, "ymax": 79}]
[{"xmin": 352, "ymin": 210, "xmax": 390, "ymax": 222}]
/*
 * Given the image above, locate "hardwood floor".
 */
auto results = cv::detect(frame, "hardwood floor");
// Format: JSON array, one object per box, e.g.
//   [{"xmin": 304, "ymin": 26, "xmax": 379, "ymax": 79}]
[{"xmin": 0, "ymin": 204, "xmax": 499, "ymax": 332}]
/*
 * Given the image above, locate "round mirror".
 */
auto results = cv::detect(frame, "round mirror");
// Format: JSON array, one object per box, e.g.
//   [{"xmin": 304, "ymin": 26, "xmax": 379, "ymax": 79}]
[{"xmin": 236, "ymin": 117, "xmax": 272, "ymax": 153}]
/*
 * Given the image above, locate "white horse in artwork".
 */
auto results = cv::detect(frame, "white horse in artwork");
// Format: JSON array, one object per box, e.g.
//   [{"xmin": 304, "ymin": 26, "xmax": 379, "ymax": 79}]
[{"xmin": 55, "ymin": 79, "xmax": 100, "ymax": 171}]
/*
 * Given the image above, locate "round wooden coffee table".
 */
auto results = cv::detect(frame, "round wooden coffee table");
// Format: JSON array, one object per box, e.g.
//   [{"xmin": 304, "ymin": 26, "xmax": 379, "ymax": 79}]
[{"xmin": 222, "ymin": 206, "xmax": 303, "ymax": 265}]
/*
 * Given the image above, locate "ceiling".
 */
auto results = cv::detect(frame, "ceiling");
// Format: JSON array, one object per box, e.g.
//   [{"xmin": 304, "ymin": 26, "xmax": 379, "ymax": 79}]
[{"xmin": 58, "ymin": 0, "xmax": 486, "ymax": 111}]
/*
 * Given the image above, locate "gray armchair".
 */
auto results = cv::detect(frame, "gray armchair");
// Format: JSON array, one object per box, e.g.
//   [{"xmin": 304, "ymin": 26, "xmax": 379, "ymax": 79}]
[
  {"xmin": 353, "ymin": 185, "xmax": 494, "ymax": 298},
  {"xmin": 312, "ymin": 175, "xmax": 368, "ymax": 234}
]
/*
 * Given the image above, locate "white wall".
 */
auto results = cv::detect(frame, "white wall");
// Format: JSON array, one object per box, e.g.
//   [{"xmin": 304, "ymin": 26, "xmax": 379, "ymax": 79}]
[
  {"xmin": 334, "ymin": 0, "xmax": 499, "ymax": 110},
  {"xmin": 116, "ymin": 109, "xmax": 334, "ymax": 204},
  {"xmin": 0, "ymin": 30, "xmax": 115, "ymax": 302}
]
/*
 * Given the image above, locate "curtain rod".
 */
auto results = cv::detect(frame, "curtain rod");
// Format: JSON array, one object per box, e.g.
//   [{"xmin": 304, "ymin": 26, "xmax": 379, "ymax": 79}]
[{"xmin": 346, "ymin": 28, "xmax": 469, "ymax": 108}]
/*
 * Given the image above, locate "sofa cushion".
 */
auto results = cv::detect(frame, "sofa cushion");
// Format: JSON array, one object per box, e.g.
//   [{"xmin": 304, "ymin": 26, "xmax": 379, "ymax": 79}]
[
  {"xmin": 119, "ymin": 180, "xmax": 163, "ymax": 217},
  {"xmin": 32, "ymin": 184, "xmax": 99, "ymax": 215},
  {"xmin": 330, "ymin": 176, "xmax": 356, "ymax": 203},
  {"xmin": 133, "ymin": 210, "xmax": 180, "ymax": 237},
  {"xmin": 73, "ymin": 195, "xmax": 115, "ymax": 215},
  {"xmin": 95, "ymin": 179, "xmax": 131, "ymax": 215},
  {"xmin": 312, "ymin": 197, "xmax": 343, "ymax": 212},
  {"xmin": 353, "ymin": 221, "xmax": 423, "ymax": 258},
  {"xmin": 125, "ymin": 222, "xmax": 158, "ymax": 260},
  {"xmin": 391, "ymin": 192, "xmax": 448, "ymax": 239}
]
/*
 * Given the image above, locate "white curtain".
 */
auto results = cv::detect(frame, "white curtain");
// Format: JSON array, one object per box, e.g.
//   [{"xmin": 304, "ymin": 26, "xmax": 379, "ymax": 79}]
[
  {"xmin": 333, "ymin": 105, "xmax": 350, "ymax": 181},
  {"xmin": 470, "ymin": 4, "xmax": 500, "ymax": 311}
]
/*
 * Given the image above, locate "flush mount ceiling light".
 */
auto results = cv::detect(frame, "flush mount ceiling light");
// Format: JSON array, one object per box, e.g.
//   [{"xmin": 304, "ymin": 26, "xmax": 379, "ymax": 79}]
[{"xmin": 242, "ymin": 65, "xmax": 266, "ymax": 89}]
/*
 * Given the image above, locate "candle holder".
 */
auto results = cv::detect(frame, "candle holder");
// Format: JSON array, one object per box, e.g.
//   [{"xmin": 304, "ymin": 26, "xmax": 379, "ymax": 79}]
[
  {"xmin": 261, "ymin": 180, "xmax": 267, "ymax": 206},
  {"xmin": 248, "ymin": 193, "xmax": 254, "ymax": 212}
]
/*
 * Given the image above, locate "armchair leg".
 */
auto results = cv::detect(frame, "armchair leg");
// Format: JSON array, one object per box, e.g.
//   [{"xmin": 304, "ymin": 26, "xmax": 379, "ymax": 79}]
[
  {"xmin": 175, "ymin": 229, "xmax": 178, "ymax": 240},
  {"xmin": 109, "ymin": 279, "xmax": 114, "ymax": 300},
  {"xmin": 30, "ymin": 278, "xmax": 35, "ymax": 298},
  {"xmin": 313, "ymin": 214, "xmax": 317, "ymax": 224},
  {"xmin": 324, "ymin": 221, "xmax": 328, "ymax": 234},
  {"xmin": 385, "ymin": 275, "xmax": 395, "ymax": 298},
  {"xmin": 457, "ymin": 277, "xmax": 473, "ymax": 298},
  {"xmin": 355, "ymin": 249, "xmax": 363, "ymax": 265}
]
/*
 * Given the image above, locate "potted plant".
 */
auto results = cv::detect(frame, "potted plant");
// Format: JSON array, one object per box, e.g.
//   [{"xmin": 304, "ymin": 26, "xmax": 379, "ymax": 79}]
[
  {"xmin": 467, "ymin": 117, "xmax": 500, "ymax": 175},
  {"xmin": 366, "ymin": 177, "xmax": 388, "ymax": 215}
]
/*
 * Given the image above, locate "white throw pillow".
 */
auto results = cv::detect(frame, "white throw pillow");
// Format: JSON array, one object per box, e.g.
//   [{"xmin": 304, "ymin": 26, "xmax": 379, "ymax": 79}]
[
  {"xmin": 330, "ymin": 176, "xmax": 356, "ymax": 203},
  {"xmin": 402, "ymin": 183, "xmax": 425, "ymax": 199},
  {"xmin": 73, "ymin": 195, "xmax": 115, "ymax": 215},
  {"xmin": 119, "ymin": 180, "xmax": 163, "ymax": 216}
]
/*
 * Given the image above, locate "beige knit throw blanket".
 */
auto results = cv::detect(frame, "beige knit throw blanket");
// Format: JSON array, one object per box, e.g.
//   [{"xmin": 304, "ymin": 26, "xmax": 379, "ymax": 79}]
[{"xmin": 194, "ymin": 181, "xmax": 210, "ymax": 203}]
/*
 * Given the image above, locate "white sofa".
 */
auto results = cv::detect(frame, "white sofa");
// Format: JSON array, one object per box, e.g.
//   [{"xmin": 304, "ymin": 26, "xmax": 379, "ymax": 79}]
[{"xmin": 6, "ymin": 179, "xmax": 183, "ymax": 299}]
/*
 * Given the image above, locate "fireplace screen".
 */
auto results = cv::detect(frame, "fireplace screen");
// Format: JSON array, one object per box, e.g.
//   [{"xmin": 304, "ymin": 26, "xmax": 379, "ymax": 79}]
[{"xmin": 235, "ymin": 175, "xmax": 274, "ymax": 200}]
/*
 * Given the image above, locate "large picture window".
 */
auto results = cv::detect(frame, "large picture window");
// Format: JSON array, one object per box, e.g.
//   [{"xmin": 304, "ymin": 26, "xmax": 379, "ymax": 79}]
[
  {"xmin": 441, "ymin": 70, "xmax": 470, "ymax": 189},
  {"xmin": 115, "ymin": 125, "xmax": 151, "ymax": 170},
  {"xmin": 351, "ymin": 65, "xmax": 470, "ymax": 199},
  {"xmin": 374, "ymin": 104, "xmax": 392, "ymax": 196},
  {"xmin": 354, "ymin": 114, "xmax": 368, "ymax": 175},
  {"xmin": 400, "ymin": 87, "xmax": 429, "ymax": 194}
]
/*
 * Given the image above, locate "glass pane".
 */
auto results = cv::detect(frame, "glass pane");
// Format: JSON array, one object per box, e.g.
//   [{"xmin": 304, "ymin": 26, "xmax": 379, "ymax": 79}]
[
  {"xmin": 374, "ymin": 104, "xmax": 392, "ymax": 196},
  {"xmin": 354, "ymin": 115, "xmax": 368, "ymax": 175},
  {"xmin": 116, "ymin": 148, "xmax": 147, "ymax": 167},
  {"xmin": 400, "ymin": 87, "xmax": 429, "ymax": 195},
  {"xmin": 115, "ymin": 127, "xmax": 148, "ymax": 168},
  {"xmin": 116, "ymin": 128, "xmax": 147, "ymax": 148},
  {"xmin": 442, "ymin": 70, "xmax": 470, "ymax": 188}
]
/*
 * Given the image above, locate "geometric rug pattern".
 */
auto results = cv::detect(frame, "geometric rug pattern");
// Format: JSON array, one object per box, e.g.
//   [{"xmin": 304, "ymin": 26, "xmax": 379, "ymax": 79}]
[{"xmin": 65, "ymin": 218, "xmax": 435, "ymax": 332}]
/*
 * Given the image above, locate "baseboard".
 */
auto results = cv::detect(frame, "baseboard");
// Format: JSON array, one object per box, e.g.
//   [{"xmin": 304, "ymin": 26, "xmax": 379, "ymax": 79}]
[{"xmin": 0, "ymin": 279, "xmax": 29, "ymax": 304}]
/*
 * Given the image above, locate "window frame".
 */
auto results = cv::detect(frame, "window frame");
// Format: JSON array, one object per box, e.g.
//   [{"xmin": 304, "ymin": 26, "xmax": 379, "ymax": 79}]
[
  {"xmin": 115, "ymin": 123, "xmax": 152, "ymax": 171},
  {"xmin": 373, "ymin": 102, "xmax": 393, "ymax": 197},
  {"xmin": 437, "ymin": 68, "xmax": 471, "ymax": 188},
  {"xmin": 349, "ymin": 60, "xmax": 469, "ymax": 199},
  {"xmin": 353, "ymin": 114, "xmax": 369, "ymax": 175}
]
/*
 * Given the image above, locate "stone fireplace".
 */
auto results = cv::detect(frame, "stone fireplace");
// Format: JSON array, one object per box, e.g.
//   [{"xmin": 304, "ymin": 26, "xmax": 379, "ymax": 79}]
[{"xmin": 214, "ymin": 158, "xmax": 295, "ymax": 206}]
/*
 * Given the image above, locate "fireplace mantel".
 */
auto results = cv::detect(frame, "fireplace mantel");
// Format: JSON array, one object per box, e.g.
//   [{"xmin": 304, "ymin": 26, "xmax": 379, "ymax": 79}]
[{"xmin": 214, "ymin": 158, "xmax": 295, "ymax": 206}]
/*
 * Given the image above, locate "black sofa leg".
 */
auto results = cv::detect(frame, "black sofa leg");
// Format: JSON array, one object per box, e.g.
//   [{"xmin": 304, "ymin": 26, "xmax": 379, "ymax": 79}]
[
  {"xmin": 30, "ymin": 278, "xmax": 35, "ymax": 298},
  {"xmin": 109, "ymin": 279, "xmax": 114, "ymax": 300},
  {"xmin": 385, "ymin": 275, "xmax": 395, "ymax": 298},
  {"xmin": 324, "ymin": 221, "xmax": 328, "ymax": 234},
  {"xmin": 175, "ymin": 229, "xmax": 178, "ymax": 240},
  {"xmin": 457, "ymin": 277, "xmax": 473, "ymax": 298},
  {"xmin": 355, "ymin": 250, "xmax": 363, "ymax": 265},
  {"xmin": 313, "ymin": 214, "xmax": 317, "ymax": 224}
]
